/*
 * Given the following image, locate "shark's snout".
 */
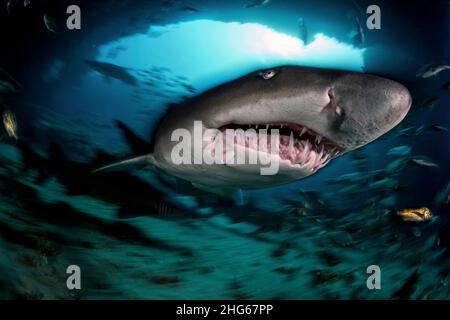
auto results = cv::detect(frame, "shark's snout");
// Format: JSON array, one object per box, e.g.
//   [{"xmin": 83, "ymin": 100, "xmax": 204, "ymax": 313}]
[
  {"xmin": 387, "ymin": 81, "xmax": 412, "ymax": 122},
  {"xmin": 330, "ymin": 74, "xmax": 411, "ymax": 151},
  {"xmin": 368, "ymin": 78, "xmax": 411, "ymax": 131}
]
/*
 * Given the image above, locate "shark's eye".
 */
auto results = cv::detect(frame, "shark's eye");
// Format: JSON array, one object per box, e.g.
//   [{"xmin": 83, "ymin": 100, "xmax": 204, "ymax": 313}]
[{"xmin": 260, "ymin": 69, "xmax": 277, "ymax": 80}]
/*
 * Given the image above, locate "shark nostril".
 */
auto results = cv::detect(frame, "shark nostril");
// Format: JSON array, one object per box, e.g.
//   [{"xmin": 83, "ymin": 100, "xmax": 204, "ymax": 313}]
[
  {"xmin": 324, "ymin": 88, "xmax": 343, "ymax": 118},
  {"xmin": 322, "ymin": 88, "xmax": 335, "ymax": 111},
  {"xmin": 327, "ymin": 88, "xmax": 334, "ymax": 103}
]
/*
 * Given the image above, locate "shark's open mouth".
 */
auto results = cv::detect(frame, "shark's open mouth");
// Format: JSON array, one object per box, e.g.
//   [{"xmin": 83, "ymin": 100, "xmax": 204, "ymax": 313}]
[{"xmin": 218, "ymin": 123, "xmax": 343, "ymax": 172}]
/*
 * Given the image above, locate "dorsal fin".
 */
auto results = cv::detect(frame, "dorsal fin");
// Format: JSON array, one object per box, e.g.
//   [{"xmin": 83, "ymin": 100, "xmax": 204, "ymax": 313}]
[{"xmin": 114, "ymin": 120, "xmax": 151, "ymax": 154}]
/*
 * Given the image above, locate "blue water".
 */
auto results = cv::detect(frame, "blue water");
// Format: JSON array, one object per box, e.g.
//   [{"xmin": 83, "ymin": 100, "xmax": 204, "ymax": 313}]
[{"xmin": 1, "ymin": 0, "xmax": 450, "ymax": 299}]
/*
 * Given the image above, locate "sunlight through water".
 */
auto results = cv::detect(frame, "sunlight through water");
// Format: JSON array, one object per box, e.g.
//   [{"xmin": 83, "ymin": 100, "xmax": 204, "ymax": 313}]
[{"xmin": 96, "ymin": 19, "xmax": 365, "ymax": 93}]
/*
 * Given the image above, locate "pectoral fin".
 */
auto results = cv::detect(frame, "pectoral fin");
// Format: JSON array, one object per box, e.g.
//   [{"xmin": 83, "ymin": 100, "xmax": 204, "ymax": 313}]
[{"xmin": 92, "ymin": 154, "xmax": 156, "ymax": 173}]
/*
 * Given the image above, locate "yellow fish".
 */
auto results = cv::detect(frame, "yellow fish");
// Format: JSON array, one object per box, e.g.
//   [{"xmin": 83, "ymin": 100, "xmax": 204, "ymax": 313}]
[
  {"xmin": 2, "ymin": 110, "xmax": 18, "ymax": 140},
  {"xmin": 397, "ymin": 207, "xmax": 432, "ymax": 222}
]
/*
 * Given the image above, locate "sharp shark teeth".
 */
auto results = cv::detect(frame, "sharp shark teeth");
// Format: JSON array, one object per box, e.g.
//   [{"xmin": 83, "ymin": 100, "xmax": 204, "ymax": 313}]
[
  {"xmin": 304, "ymin": 153, "xmax": 315, "ymax": 169},
  {"xmin": 288, "ymin": 132, "xmax": 294, "ymax": 147},
  {"xmin": 304, "ymin": 141, "xmax": 310, "ymax": 155},
  {"xmin": 219, "ymin": 122, "xmax": 343, "ymax": 171},
  {"xmin": 316, "ymin": 135, "xmax": 322, "ymax": 144},
  {"xmin": 318, "ymin": 145, "xmax": 324, "ymax": 160},
  {"xmin": 300, "ymin": 146, "xmax": 308, "ymax": 163}
]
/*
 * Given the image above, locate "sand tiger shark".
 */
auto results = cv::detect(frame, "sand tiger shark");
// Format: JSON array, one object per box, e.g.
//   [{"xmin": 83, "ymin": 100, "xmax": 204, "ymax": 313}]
[{"xmin": 94, "ymin": 66, "xmax": 411, "ymax": 200}]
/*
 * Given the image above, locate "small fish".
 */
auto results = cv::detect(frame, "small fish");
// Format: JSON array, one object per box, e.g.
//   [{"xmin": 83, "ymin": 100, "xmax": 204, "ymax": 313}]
[
  {"xmin": 6, "ymin": 0, "xmax": 13, "ymax": 15},
  {"xmin": 340, "ymin": 183, "xmax": 362, "ymax": 195},
  {"xmin": 43, "ymin": 14, "xmax": 57, "ymax": 33},
  {"xmin": 427, "ymin": 124, "xmax": 449, "ymax": 132},
  {"xmin": 442, "ymin": 80, "xmax": 450, "ymax": 90},
  {"xmin": 369, "ymin": 178, "xmax": 398, "ymax": 190},
  {"xmin": 328, "ymin": 172, "xmax": 365, "ymax": 184},
  {"xmin": 180, "ymin": 6, "xmax": 199, "ymax": 12},
  {"xmin": 412, "ymin": 227, "xmax": 421, "ymax": 237},
  {"xmin": 2, "ymin": 109, "xmax": 18, "ymax": 139},
  {"xmin": 393, "ymin": 183, "xmax": 408, "ymax": 193},
  {"xmin": 410, "ymin": 157, "xmax": 439, "ymax": 168},
  {"xmin": 161, "ymin": 0, "xmax": 177, "ymax": 10},
  {"xmin": 417, "ymin": 64, "xmax": 450, "ymax": 79},
  {"xmin": 244, "ymin": 0, "xmax": 271, "ymax": 9},
  {"xmin": 181, "ymin": 83, "xmax": 196, "ymax": 94},
  {"xmin": 384, "ymin": 157, "xmax": 409, "ymax": 175},
  {"xmin": 392, "ymin": 270, "xmax": 419, "ymax": 299},
  {"xmin": 434, "ymin": 183, "xmax": 450, "ymax": 207},
  {"xmin": 350, "ymin": 17, "xmax": 365, "ymax": 46},
  {"xmin": 396, "ymin": 123, "xmax": 426, "ymax": 137},
  {"xmin": 147, "ymin": 26, "xmax": 169, "ymax": 38},
  {"xmin": 317, "ymin": 251, "xmax": 341, "ymax": 267},
  {"xmin": 314, "ymin": 270, "xmax": 339, "ymax": 286},
  {"xmin": 417, "ymin": 97, "xmax": 439, "ymax": 109},
  {"xmin": 24, "ymin": 0, "xmax": 31, "ymax": 7},
  {"xmin": 397, "ymin": 207, "xmax": 432, "ymax": 222},
  {"xmin": 0, "ymin": 68, "xmax": 21, "ymax": 94},
  {"xmin": 86, "ymin": 60, "xmax": 138, "ymax": 86},
  {"xmin": 387, "ymin": 146, "xmax": 412, "ymax": 157},
  {"xmin": 379, "ymin": 195, "xmax": 397, "ymax": 208},
  {"xmin": 298, "ymin": 17, "xmax": 308, "ymax": 45}
]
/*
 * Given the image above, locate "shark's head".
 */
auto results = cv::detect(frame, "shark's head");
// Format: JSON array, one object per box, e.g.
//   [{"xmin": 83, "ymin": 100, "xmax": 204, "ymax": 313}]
[{"xmin": 153, "ymin": 66, "xmax": 411, "ymax": 189}]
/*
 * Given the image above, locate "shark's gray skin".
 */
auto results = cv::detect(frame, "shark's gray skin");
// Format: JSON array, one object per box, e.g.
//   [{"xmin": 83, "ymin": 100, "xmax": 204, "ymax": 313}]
[{"xmin": 96, "ymin": 66, "xmax": 411, "ymax": 198}]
